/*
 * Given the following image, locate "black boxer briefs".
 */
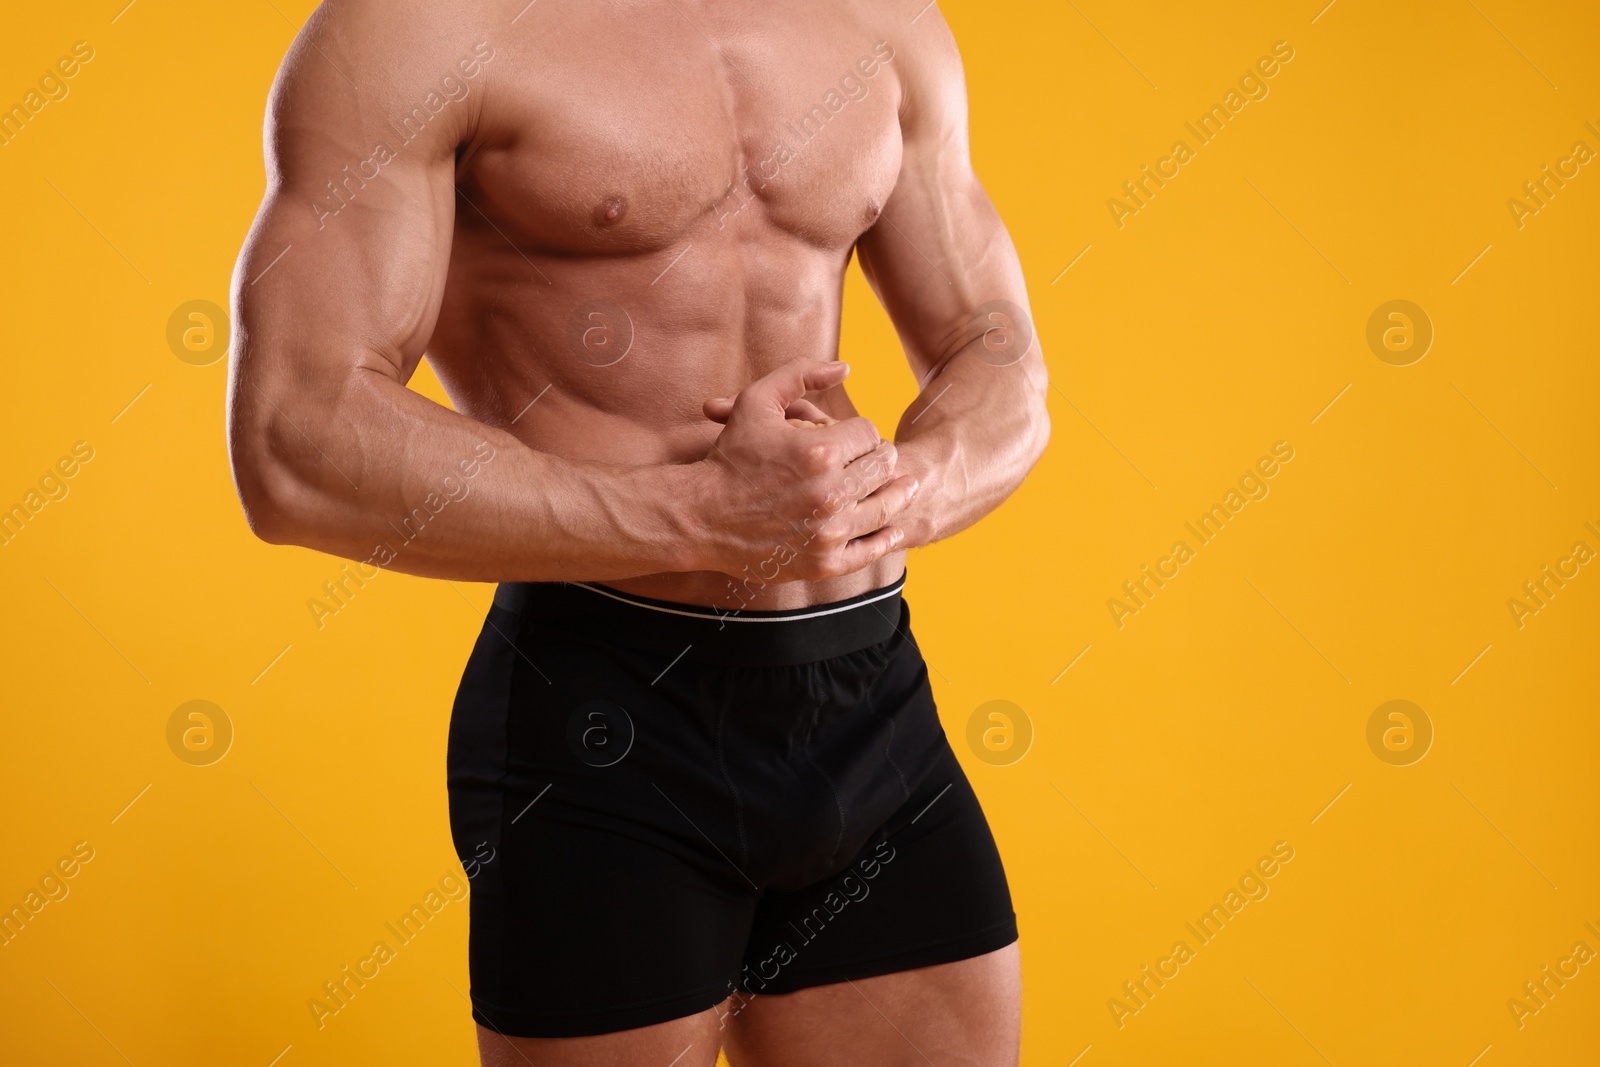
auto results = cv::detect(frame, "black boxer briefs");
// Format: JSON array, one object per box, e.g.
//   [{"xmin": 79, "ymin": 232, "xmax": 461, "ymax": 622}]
[{"xmin": 446, "ymin": 572, "xmax": 1017, "ymax": 1038}]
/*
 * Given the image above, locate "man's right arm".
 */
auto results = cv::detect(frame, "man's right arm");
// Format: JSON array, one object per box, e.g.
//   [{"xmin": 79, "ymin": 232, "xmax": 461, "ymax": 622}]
[{"xmin": 228, "ymin": 2, "xmax": 911, "ymax": 583}]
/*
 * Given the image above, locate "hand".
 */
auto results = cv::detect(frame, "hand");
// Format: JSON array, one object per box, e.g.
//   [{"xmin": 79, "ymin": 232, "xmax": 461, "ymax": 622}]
[
  {"xmin": 689, "ymin": 359, "xmax": 919, "ymax": 581},
  {"xmin": 704, "ymin": 390, "xmax": 836, "ymax": 430}
]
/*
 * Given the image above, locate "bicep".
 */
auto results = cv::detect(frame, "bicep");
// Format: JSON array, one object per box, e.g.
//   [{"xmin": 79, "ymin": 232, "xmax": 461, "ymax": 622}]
[
  {"xmin": 235, "ymin": 173, "xmax": 455, "ymax": 388},
  {"xmin": 854, "ymin": 12, "xmax": 1030, "ymax": 382},
  {"xmin": 855, "ymin": 168, "xmax": 1025, "ymax": 379},
  {"xmin": 231, "ymin": 6, "xmax": 467, "ymax": 402}
]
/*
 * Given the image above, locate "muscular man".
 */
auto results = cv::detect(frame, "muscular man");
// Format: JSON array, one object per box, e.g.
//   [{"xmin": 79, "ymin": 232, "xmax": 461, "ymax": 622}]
[{"xmin": 228, "ymin": 1, "xmax": 1048, "ymax": 1063}]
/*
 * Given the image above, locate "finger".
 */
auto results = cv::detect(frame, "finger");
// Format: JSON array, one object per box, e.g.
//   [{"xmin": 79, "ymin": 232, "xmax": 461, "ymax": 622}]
[
  {"xmin": 828, "ymin": 440, "xmax": 900, "ymax": 506},
  {"xmin": 828, "ymin": 522, "xmax": 908, "ymax": 577},
  {"xmin": 709, "ymin": 396, "xmax": 830, "ymax": 427},
  {"xmin": 737, "ymin": 358, "xmax": 849, "ymax": 419},
  {"xmin": 784, "ymin": 398, "xmax": 833, "ymax": 424},
  {"xmin": 807, "ymin": 415, "xmax": 883, "ymax": 467},
  {"xmin": 828, "ymin": 473, "xmax": 918, "ymax": 542}
]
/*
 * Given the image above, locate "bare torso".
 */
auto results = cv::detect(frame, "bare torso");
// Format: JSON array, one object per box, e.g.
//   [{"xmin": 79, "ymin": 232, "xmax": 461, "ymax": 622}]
[
  {"xmin": 431, "ymin": 4, "xmax": 907, "ymax": 607},
  {"xmin": 232, "ymin": 0, "xmax": 1043, "ymax": 629}
]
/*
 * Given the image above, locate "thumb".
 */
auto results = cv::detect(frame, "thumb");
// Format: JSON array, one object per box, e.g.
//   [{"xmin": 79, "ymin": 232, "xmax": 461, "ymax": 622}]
[{"xmin": 742, "ymin": 358, "xmax": 849, "ymax": 418}]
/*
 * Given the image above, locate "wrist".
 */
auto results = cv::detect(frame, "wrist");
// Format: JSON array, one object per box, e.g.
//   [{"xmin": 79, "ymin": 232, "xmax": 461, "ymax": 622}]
[
  {"xmin": 647, "ymin": 461, "xmax": 721, "ymax": 573},
  {"xmin": 890, "ymin": 435, "xmax": 951, "ymax": 548}
]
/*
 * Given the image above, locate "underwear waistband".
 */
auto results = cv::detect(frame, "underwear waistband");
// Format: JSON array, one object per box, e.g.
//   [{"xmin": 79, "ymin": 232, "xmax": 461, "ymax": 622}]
[{"xmin": 491, "ymin": 573, "xmax": 907, "ymax": 667}]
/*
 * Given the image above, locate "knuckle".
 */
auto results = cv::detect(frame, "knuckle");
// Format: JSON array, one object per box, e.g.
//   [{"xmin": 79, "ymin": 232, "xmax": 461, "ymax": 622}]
[
  {"xmin": 802, "ymin": 481, "xmax": 835, "ymax": 512},
  {"xmin": 802, "ymin": 441, "xmax": 836, "ymax": 473},
  {"xmin": 806, "ymin": 514, "xmax": 839, "ymax": 546}
]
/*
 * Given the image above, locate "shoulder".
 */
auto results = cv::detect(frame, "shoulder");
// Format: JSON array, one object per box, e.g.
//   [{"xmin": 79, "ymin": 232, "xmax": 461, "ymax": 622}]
[
  {"xmin": 265, "ymin": 0, "xmax": 501, "ymax": 166},
  {"xmin": 849, "ymin": 0, "xmax": 967, "ymax": 134}
]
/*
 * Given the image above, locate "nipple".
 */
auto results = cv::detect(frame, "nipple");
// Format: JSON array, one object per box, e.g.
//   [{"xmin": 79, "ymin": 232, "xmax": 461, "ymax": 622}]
[{"xmin": 594, "ymin": 195, "xmax": 628, "ymax": 226}]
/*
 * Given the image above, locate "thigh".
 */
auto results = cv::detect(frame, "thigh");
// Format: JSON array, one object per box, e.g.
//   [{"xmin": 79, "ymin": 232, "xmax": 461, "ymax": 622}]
[
  {"xmin": 476, "ymin": 1005, "xmax": 726, "ymax": 1067},
  {"xmin": 449, "ymin": 610, "xmax": 758, "ymax": 1038},
  {"xmin": 723, "ymin": 944, "xmax": 1021, "ymax": 1067},
  {"xmin": 740, "ymin": 748, "xmax": 1018, "ymax": 998}
]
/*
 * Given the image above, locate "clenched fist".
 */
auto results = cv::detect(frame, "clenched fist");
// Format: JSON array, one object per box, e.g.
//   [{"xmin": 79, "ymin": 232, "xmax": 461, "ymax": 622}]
[{"xmin": 688, "ymin": 359, "xmax": 919, "ymax": 582}]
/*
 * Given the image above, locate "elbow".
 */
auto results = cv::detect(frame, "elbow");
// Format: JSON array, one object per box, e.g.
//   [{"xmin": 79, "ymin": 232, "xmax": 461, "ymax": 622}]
[
  {"xmin": 238, "ymin": 495, "xmax": 296, "ymax": 547},
  {"xmin": 1023, "ymin": 353, "xmax": 1052, "ymax": 468},
  {"xmin": 1030, "ymin": 405, "xmax": 1052, "ymax": 468},
  {"xmin": 226, "ymin": 366, "xmax": 356, "ymax": 548},
  {"xmin": 228, "ymin": 420, "xmax": 323, "ymax": 548},
  {"xmin": 231, "ymin": 456, "xmax": 307, "ymax": 547}
]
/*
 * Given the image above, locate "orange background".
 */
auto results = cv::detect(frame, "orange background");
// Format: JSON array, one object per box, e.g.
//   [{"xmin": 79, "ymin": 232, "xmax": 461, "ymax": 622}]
[{"xmin": 1, "ymin": 1, "xmax": 1597, "ymax": 1064}]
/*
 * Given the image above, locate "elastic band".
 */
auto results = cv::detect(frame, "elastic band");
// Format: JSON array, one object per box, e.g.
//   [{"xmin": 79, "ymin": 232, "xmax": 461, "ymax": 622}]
[
  {"xmin": 491, "ymin": 574, "xmax": 907, "ymax": 667},
  {"xmin": 564, "ymin": 575, "xmax": 906, "ymax": 623}
]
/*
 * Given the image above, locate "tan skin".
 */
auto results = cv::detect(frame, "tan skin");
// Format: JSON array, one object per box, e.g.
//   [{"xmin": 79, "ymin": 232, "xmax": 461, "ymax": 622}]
[{"xmin": 229, "ymin": 0, "xmax": 1045, "ymax": 1062}]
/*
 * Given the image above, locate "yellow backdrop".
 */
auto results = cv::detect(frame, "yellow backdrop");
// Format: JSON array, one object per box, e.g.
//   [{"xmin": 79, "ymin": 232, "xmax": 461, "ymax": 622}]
[{"xmin": 2, "ymin": 1, "xmax": 1596, "ymax": 1064}]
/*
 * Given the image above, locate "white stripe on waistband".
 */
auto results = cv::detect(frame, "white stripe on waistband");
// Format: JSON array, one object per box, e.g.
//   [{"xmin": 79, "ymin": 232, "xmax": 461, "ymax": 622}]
[{"xmin": 565, "ymin": 576, "xmax": 906, "ymax": 623}]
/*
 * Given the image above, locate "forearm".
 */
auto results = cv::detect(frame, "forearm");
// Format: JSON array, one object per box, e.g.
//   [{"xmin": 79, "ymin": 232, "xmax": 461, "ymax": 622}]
[
  {"xmin": 229, "ymin": 369, "xmax": 703, "ymax": 582},
  {"xmin": 888, "ymin": 344, "xmax": 1050, "ymax": 548}
]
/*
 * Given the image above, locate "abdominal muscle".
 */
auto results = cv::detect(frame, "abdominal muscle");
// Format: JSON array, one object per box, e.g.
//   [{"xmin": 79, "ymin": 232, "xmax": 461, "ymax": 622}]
[{"xmin": 424, "ymin": 218, "xmax": 907, "ymax": 610}]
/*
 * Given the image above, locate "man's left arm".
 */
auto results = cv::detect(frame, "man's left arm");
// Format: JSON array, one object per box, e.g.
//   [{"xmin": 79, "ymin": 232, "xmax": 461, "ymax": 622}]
[{"xmin": 854, "ymin": 14, "xmax": 1050, "ymax": 548}]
